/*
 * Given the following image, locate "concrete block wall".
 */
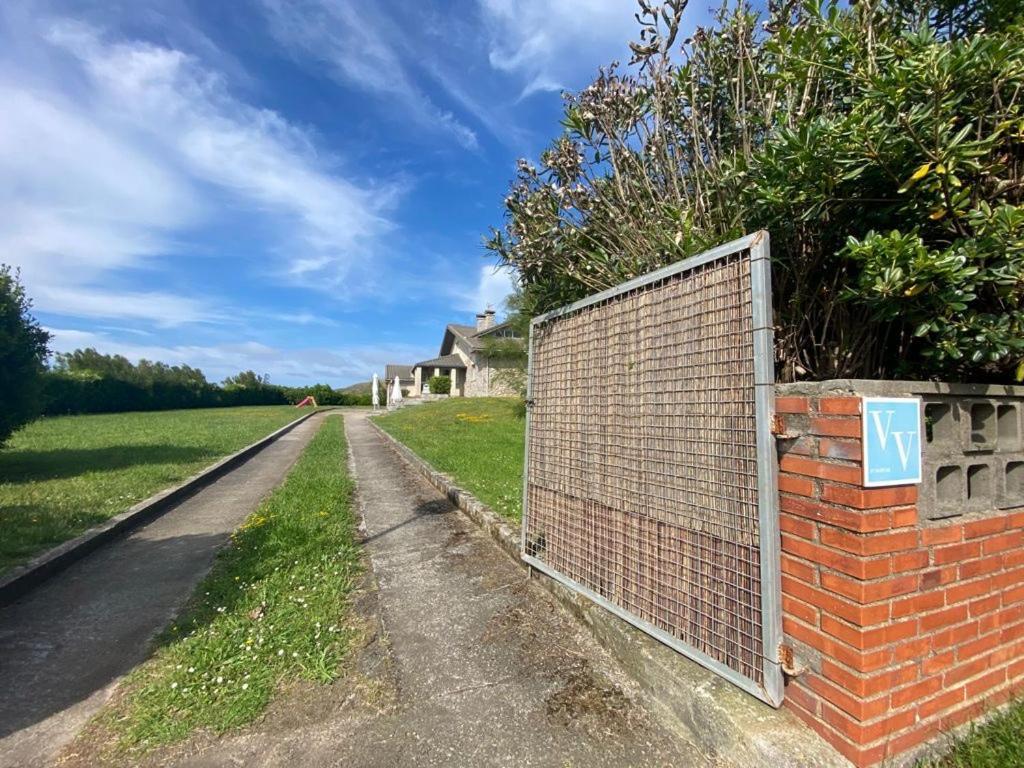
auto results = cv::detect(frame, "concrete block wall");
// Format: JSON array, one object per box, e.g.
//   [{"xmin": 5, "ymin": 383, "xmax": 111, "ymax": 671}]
[
  {"xmin": 775, "ymin": 381, "xmax": 1024, "ymax": 767},
  {"xmin": 918, "ymin": 394, "xmax": 1023, "ymax": 518}
]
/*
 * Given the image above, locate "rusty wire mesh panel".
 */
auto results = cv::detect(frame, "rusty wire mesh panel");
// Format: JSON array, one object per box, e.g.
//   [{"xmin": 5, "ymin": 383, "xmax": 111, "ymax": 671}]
[{"xmin": 521, "ymin": 233, "xmax": 783, "ymax": 705}]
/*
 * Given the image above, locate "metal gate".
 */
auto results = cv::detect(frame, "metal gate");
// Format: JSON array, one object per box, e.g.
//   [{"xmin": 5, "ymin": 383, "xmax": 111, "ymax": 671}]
[{"xmin": 521, "ymin": 232, "xmax": 783, "ymax": 706}]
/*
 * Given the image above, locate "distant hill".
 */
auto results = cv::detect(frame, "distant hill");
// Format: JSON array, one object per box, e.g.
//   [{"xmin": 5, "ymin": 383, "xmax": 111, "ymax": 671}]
[{"xmin": 340, "ymin": 380, "xmax": 373, "ymax": 395}]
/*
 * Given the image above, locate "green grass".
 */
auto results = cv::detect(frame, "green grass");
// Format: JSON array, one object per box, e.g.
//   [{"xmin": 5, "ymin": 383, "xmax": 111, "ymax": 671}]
[
  {"xmin": 374, "ymin": 397, "xmax": 525, "ymax": 521},
  {"xmin": 104, "ymin": 414, "xmax": 361, "ymax": 751},
  {"xmin": 919, "ymin": 699, "xmax": 1024, "ymax": 767},
  {"xmin": 0, "ymin": 406, "xmax": 311, "ymax": 573}
]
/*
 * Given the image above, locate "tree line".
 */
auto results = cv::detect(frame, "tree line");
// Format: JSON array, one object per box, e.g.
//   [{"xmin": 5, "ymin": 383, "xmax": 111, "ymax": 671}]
[{"xmin": 43, "ymin": 350, "xmax": 374, "ymax": 415}]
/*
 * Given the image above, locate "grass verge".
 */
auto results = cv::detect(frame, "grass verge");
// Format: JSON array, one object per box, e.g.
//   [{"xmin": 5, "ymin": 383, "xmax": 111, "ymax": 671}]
[
  {"xmin": 374, "ymin": 397, "xmax": 524, "ymax": 521},
  {"xmin": 0, "ymin": 406, "xmax": 313, "ymax": 573},
  {"xmin": 920, "ymin": 699, "xmax": 1024, "ymax": 767},
  {"xmin": 98, "ymin": 414, "xmax": 361, "ymax": 752}
]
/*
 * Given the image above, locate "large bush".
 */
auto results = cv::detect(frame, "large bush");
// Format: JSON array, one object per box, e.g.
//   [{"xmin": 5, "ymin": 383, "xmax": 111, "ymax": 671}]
[
  {"xmin": 487, "ymin": 0, "xmax": 1024, "ymax": 383},
  {"xmin": 428, "ymin": 375, "xmax": 451, "ymax": 395},
  {"xmin": 0, "ymin": 266, "xmax": 50, "ymax": 443}
]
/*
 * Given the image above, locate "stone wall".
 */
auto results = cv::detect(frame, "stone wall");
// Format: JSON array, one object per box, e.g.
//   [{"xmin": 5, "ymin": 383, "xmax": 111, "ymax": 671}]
[
  {"xmin": 458, "ymin": 335, "xmax": 490, "ymax": 397},
  {"xmin": 474, "ymin": 358, "xmax": 520, "ymax": 397},
  {"xmin": 454, "ymin": 335, "xmax": 520, "ymax": 398},
  {"xmin": 775, "ymin": 380, "xmax": 1024, "ymax": 766}
]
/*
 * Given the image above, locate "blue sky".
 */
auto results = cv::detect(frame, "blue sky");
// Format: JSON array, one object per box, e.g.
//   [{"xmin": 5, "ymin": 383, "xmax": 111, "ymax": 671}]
[{"xmin": 1, "ymin": 0, "xmax": 711, "ymax": 386}]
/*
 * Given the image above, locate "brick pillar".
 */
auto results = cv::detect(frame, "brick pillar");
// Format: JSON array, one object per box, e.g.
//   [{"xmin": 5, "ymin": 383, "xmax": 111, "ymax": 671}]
[{"xmin": 776, "ymin": 393, "xmax": 1024, "ymax": 767}]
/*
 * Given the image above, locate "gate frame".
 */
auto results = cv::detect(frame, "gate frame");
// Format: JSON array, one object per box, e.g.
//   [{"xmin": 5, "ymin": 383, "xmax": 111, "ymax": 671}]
[{"xmin": 519, "ymin": 231, "xmax": 784, "ymax": 707}]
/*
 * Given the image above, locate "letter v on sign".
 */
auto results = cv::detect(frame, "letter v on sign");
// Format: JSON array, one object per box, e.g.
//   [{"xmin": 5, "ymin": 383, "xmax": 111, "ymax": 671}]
[
  {"xmin": 870, "ymin": 410, "xmax": 894, "ymax": 451},
  {"xmin": 861, "ymin": 396, "xmax": 923, "ymax": 487}
]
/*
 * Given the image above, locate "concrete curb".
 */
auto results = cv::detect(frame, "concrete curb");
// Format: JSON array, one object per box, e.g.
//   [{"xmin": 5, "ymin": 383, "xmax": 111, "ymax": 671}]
[
  {"xmin": 0, "ymin": 410, "xmax": 321, "ymax": 608},
  {"xmin": 368, "ymin": 418, "xmax": 851, "ymax": 768}
]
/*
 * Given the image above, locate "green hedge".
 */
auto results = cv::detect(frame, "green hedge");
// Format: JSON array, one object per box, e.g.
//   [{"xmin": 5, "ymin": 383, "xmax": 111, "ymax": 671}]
[{"xmin": 41, "ymin": 374, "xmax": 373, "ymax": 415}]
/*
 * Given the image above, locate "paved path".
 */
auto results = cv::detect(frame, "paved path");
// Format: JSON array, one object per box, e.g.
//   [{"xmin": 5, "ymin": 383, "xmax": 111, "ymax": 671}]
[
  {"xmin": 162, "ymin": 412, "xmax": 708, "ymax": 768},
  {"xmin": 0, "ymin": 412, "xmax": 328, "ymax": 768}
]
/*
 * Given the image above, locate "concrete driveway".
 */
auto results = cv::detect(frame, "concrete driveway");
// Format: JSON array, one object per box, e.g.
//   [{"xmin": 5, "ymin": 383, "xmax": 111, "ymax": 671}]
[{"xmin": 132, "ymin": 412, "xmax": 710, "ymax": 767}]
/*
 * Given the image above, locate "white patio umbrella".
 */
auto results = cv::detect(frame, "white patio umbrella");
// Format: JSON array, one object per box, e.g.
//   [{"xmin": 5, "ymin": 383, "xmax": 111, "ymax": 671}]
[
  {"xmin": 371, "ymin": 373, "xmax": 380, "ymax": 410},
  {"xmin": 390, "ymin": 375, "xmax": 403, "ymax": 407}
]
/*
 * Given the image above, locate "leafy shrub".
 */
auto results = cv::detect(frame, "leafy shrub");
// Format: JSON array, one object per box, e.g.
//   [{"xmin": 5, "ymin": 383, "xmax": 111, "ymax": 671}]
[
  {"xmin": 428, "ymin": 375, "xmax": 451, "ymax": 395},
  {"xmin": 0, "ymin": 266, "xmax": 50, "ymax": 444},
  {"xmin": 487, "ymin": 0, "xmax": 1024, "ymax": 383}
]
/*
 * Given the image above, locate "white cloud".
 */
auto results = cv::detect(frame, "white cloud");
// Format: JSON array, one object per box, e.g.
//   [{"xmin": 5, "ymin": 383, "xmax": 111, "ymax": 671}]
[
  {"xmin": 265, "ymin": 311, "xmax": 338, "ymax": 327},
  {"xmin": 0, "ymin": 12, "xmax": 401, "ymax": 328},
  {"xmin": 45, "ymin": 326, "xmax": 432, "ymax": 387},
  {"xmin": 260, "ymin": 0, "xmax": 479, "ymax": 150},
  {"xmin": 34, "ymin": 285, "xmax": 218, "ymax": 327},
  {"xmin": 0, "ymin": 75, "xmax": 207, "ymax": 325},
  {"xmin": 46, "ymin": 20, "xmax": 400, "ymax": 287},
  {"xmin": 479, "ymin": 0, "xmax": 637, "ymax": 97},
  {"xmin": 463, "ymin": 265, "xmax": 517, "ymax": 314}
]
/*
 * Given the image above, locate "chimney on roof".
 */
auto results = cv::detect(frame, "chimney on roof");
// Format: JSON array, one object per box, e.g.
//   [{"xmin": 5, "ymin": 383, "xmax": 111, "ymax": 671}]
[{"xmin": 476, "ymin": 308, "xmax": 496, "ymax": 332}]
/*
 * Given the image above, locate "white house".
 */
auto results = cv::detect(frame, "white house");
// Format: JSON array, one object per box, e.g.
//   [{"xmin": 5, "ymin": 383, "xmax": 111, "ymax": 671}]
[{"xmin": 386, "ymin": 309, "xmax": 522, "ymax": 398}]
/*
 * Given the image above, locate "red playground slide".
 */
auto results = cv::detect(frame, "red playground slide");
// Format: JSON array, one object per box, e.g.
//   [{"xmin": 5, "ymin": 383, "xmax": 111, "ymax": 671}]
[{"xmin": 295, "ymin": 396, "xmax": 318, "ymax": 408}]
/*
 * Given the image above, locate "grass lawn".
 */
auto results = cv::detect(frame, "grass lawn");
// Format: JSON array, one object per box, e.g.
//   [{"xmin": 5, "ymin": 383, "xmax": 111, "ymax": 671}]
[
  {"xmin": 100, "ymin": 414, "xmax": 361, "ymax": 752},
  {"xmin": 919, "ymin": 699, "xmax": 1024, "ymax": 767},
  {"xmin": 374, "ymin": 397, "xmax": 525, "ymax": 521},
  {"xmin": 0, "ymin": 406, "xmax": 312, "ymax": 573}
]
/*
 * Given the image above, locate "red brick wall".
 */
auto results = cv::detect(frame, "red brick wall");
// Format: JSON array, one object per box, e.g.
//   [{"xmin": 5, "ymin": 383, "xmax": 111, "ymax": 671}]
[{"xmin": 776, "ymin": 394, "xmax": 1024, "ymax": 767}]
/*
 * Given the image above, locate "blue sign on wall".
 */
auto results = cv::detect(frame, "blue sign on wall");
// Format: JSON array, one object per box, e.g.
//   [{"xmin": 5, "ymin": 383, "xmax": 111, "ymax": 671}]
[{"xmin": 862, "ymin": 397, "xmax": 922, "ymax": 487}]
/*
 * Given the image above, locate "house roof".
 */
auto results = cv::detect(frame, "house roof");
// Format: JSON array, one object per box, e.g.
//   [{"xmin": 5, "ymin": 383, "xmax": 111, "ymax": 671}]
[
  {"xmin": 477, "ymin": 320, "xmax": 517, "ymax": 338},
  {"xmin": 441, "ymin": 321, "xmax": 521, "ymax": 354},
  {"xmin": 384, "ymin": 364, "xmax": 413, "ymax": 381},
  {"xmin": 443, "ymin": 324, "xmax": 481, "ymax": 352},
  {"xmin": 413, "ymin": 353, "xmax": 466, "ymax": 370}
]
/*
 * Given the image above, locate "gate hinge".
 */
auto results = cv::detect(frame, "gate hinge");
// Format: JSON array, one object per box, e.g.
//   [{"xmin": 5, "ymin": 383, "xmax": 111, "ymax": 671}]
[
  {"xmin": 779, "ymin": 643, "xmax": 803, "ymax": 677},
  {"xmin": 771, "ymin": 413, "xmax": 798, "ymax": 439}
]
